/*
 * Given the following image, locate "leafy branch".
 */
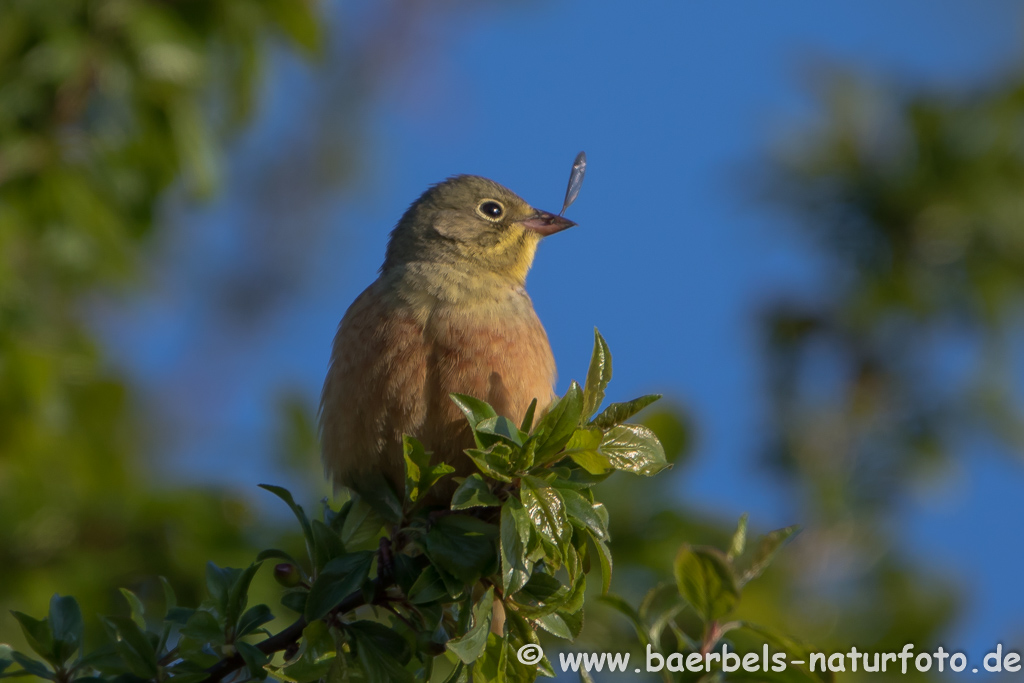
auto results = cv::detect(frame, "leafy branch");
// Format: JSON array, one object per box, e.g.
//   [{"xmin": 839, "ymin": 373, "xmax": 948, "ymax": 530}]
[{"xmin": 1, "ymin": 331, "xmax": 818, "ymax": 683}]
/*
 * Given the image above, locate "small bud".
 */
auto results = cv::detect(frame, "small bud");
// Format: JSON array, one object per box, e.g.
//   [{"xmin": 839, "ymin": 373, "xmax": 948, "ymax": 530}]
[{"xmin": 274, "ymin": 563, "xmax": 301, "ymax": 587}]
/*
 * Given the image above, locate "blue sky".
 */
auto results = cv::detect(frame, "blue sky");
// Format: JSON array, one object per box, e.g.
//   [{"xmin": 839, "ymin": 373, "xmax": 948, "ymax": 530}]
[{"xmin": 103, "ymin": 0, "xmax": 1023, "ymax": 664}]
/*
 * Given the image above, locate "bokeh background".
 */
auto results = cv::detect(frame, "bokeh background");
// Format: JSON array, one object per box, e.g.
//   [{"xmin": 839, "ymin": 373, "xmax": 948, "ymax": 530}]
[{"xmin": 3, "ymin": 1, "xmax": 1024, "ymax": 680}]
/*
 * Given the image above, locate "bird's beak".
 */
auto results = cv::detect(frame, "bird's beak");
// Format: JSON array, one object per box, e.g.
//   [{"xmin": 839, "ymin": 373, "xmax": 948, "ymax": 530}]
[{"xmin": 518, "ymin": 210, "xmax": 576, "ymax": 236}]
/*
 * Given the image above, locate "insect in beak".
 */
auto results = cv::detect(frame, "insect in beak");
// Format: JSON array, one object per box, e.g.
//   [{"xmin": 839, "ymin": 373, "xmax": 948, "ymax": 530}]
[{"xmin": 559, "ymin": 151, "xmax": 587, "ymax": 216}]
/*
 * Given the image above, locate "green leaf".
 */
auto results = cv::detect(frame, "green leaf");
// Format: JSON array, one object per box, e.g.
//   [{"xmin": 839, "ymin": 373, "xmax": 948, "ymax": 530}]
[
  {"xmin": 226, "ymin": 563, "xmax": 262, "ymax": 630},
  {"xmin": 351, "ymin": 472, "xmax": 403, "ymax": 524},
  {"xmin": 517, "ymin": 571, "xmax": 564, "ymax": 604},
  {"xmin": 10, "ymin": 612, "xmax": 53, "ymax": 664},
  {"xmin": 476, "ymin": 416, "xmax": 526, "ymax": 446},
  {"xmin": 311, "ymin": 519, "xmax": 346, "ymax": 571},
  {"xmin": 259, "ymin": 485, "xmax": 315, "ymax": 561},
  {"xmin": 537, "ymin": 612, "xmax": 574, "ymax": 640},
  {"xmin": 279, "ymin": 621, "xmax": 336, "ymax": 682},
  {"xmin": 446, "ymin": 588, "xmax": 494, "ymax": 664},
  {"xmin": 589, "ymin": 394, "xmax": 661, "ymax": 429},
  {"xmin": 8, "ymin": 652, "xmax": 52, "ymax": 680},
  {"xmin": 404, "ymin": 434, "xmax": 430, "ymax": 503},
  {"xmin": 500, "ymin": 497, "xmax": 534, "ymax": 594},
  {"xmin": 582, "ymin": 329, "xmax": 613, "ymax": 420},
  {"xmin": 236, "ymin": 604, "xmax": 274, "ymax": 638},
  {"xmin": 451, "ymin": 474, "xmax": 501, "ymax": 510},
  {"xmin": 728, "ymin": 513, "xmax": 749, "ymax": 561},
  {"xmin": 404, "ymin": 435, "xmax": 455, "ymax": 504},
  {"xmin": 588, "ymin": 530, "xmax": 613, "ymax": 595},
  {"xmin": 305, "ymin": 551, "xmax": 374, "ymax": 621},
  {"xmin": 520, "ymin": 475, "xmax": 570, "ymax": 560},
  {"xmin": 119, "ymin": 589, "xmax": 146, "ymax": 631},
  {"xmin": 43, "ymin": 594, "xmax": 81, "ymax": 667},
  {"xmin": 557, "ymin": 486, "xmax": 609, "ymax": 540},
  {"xmin": 742, "ymin": 525, "xmax": 800, "ymax": 585},
  {"xmin": 464, "ymin": 444, "xmax": 516, "ymax": 482},
  {"xmin": 424, "ymin": 515, "xmax": 499, "ymax": 585},
  {"xmin": 101, "ymin": 616, "xmax": 159, "ymax": 678},
  {"xmin": 532, "ymin": 382, "xmax": 585, "ymax": 463},
  {"xmin": 450, "ymin": 393, "xmax": 497, "ymax": 432},
  {"xmin": 340, "ymin": 497, "xmax": 385, "ymax": 549},
  {"xmin": 674, "ymin": 545, "xmax": 739, "ymax": 622},
  {"xmin": 520, "ymin": 398, "xmax": 538, "ymax": 433},
  {"xmin": 407, "ymin": 566, "xmax": 449, "ymax": 604},
  {"xmin": 599, "ymin": 424, "xmax": 669, "ymax": 475},
  {"xmin": 560, "ymin": 427, "xmax": 618, "ymax": 475},
  {"xmin": 179, "ymin": 610, "xmax": 223, "ymax": 642},
  {"xmin": 236, "ymin": 640, "xmax": 270, "ymax": 680},
  {"xmin": 159, "ymin": 576, "xmax": 178, "ymax": 618},
  {"xmin": 347, "ymin": 620, "xmax": 414, "ymax": 683}
]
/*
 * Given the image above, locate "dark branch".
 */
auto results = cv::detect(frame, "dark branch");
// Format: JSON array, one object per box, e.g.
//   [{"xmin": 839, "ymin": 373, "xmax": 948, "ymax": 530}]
[{"xmin": 199, "ymin": 578, "xmax": 390, "ymax": 683}]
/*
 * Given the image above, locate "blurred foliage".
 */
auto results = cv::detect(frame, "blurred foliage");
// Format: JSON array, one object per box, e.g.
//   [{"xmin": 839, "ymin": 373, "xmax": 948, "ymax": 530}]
[
  {"xmin": 0, "ymin": 0, "xmax": 322, "ymax": 646},
  {"xmin": 756, "ymin": 70, "xmax": 1024, "ymax": 675}
]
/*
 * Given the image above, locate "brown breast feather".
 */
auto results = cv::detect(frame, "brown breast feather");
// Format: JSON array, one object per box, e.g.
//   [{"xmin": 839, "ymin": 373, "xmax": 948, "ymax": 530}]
[{"xmin": 319, "ymin": 280, "xmax": 556, "ymax": 497}]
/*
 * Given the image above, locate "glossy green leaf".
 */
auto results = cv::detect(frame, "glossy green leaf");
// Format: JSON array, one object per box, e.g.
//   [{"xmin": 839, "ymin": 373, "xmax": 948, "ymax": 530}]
[
  {"xmin": 588, "ymin": 530, "xmax": 613, "ymax": 595},
  {"xmin": 451, "ymin": 473, "xmax": 502, "ymax": 510},
  {"xmin": 520, "ymin": 475, "xmax": 570, "ymax": 560},
  {"xmin": 464, "ymin": 444, "xmax": 516, "ymax": 482},
  {"xmin": 599, "ymin": 424, "xmax": 669, "ymax": 475},
  {"xmin": 500, "ymin": 496, "xmax": 534, "ymax": 594},
  {"xmin": 582, "ymin": 329, "xmax": 613, "ymax": 419},
  {"xmin": 557, "ymin": 486, "xmax": 609, "ymax": 540},
  {"xmin": 589, "ymin": 394, "xmax": 662, "ymax": 429},
  {"xmin": 520, "ymin": 398, "xmax": 538, "ymax": 433},
  {"xmin": 532, "ymin": 381, "xmax": 585, "ymax": 463},
  {"xmin": 476, "ymin": 415, "xmax": 526, "ymax": 446},
  {"xmin": 450, "ymin": 393, "xmax": 497, "ymax": 431}
]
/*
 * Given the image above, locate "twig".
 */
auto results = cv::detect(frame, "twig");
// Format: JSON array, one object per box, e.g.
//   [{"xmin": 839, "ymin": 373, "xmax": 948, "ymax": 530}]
[{"xmin": 198, "ymin": 578, "xmax": 391, "ymax": 683}]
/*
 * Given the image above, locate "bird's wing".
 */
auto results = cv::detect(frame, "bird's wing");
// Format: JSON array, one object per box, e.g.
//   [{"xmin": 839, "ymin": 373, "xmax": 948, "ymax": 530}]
[{"xmin": 318, "ymin": 280, "xmax": 428, "ymax": 489}]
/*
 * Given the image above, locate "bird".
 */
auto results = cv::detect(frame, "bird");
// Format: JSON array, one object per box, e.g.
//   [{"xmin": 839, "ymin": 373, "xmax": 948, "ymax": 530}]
[{"xmin": 318, "ymin": 174, "xmax": 575, "ymax": 501}]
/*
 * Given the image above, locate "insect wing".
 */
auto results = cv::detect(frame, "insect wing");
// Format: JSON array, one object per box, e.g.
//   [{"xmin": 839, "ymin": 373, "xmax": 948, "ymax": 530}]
[{"xmin": 560, "ymin": 151, "xmax": 587, "ymax": 215}]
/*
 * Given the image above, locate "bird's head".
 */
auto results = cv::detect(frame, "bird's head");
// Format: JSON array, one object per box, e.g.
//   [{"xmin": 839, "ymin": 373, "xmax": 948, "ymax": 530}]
[{"xmin": 383, "ymin": 175, "xmax": 575, "ymax": 285}]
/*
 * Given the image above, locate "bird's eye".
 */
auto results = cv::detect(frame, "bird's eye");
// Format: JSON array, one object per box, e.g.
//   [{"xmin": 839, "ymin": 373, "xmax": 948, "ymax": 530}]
[{"xmin": 478, "ymin": 200, "xmax": 504, "ymax": 220}]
